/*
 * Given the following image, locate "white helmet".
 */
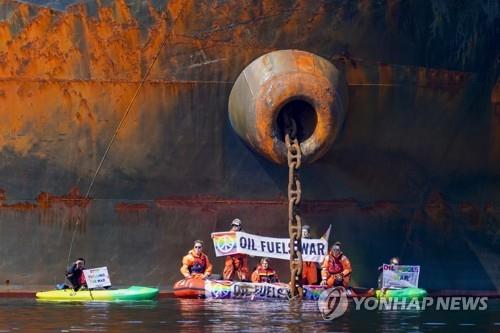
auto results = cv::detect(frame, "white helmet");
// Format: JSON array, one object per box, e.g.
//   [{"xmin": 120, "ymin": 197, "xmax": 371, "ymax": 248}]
[{"xmin": 231, "ymin": 218, "xmax": 242, "ymax": 227}]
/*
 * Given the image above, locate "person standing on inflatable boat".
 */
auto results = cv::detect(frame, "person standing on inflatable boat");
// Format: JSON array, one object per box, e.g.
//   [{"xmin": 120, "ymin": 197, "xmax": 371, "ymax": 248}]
[
  {"xmin": 223, "ymin": 218, "xmax": 250, "ymax": 281},
  {"xmin": 301, "ymin": 225, "xmax": 319, "ymax": 285},
  {"xmin": 180, "ymin": 240, "xmax": 213, "ymax": 279},
  {"xmin": 320, "ymin": 242, "xmax": 352, "ymax": 288}
]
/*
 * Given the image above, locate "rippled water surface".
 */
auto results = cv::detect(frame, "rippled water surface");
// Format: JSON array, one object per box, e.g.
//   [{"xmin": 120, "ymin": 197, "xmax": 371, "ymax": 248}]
[{"xmin": 0, "ymin": 298, "xmax": 498, "ymax": 332}]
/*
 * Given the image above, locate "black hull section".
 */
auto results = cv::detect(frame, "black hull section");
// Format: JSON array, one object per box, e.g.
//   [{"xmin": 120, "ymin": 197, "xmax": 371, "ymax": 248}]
[{"xmin": 0, "ymin": 0, "xmax": 498, "ymax": 291}]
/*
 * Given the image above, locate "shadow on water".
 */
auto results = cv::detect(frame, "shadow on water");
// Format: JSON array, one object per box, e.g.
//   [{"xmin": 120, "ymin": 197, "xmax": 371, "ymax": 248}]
[{"xmin": 0, "ymin": 298, "xmax": 498, "ymax": 332}]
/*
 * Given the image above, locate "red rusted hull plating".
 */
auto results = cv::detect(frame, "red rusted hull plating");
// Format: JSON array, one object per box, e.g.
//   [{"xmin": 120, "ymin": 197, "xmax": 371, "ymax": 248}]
[{"xmin": 0, "ymin": 1, "xmax": 498, "ymax": 291}]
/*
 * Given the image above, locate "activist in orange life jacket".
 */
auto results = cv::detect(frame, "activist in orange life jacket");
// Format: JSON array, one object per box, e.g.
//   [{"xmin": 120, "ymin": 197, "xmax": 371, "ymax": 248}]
[
  {"xmin": 180, "ymin": 240, "xmax": 213, "ymax": 279},
  {"xmin": 251, "ymin": 257, "xmax": 279, "ymax": 283},
  {"xmin": 301, "ymin": 225, "xmax": 319, "ymax": 285},
  {"xmin": 320, "ymin": 242, "xmax": 352, "ymax": 288},
  {"xmin": 223, "ymin": 219, "xmax": 250, "ymax": 281}
]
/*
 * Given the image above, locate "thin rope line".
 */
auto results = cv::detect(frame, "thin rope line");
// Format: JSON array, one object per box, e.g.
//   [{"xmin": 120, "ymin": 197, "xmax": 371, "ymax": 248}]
[{"xmin": 66, "ymin": 10, "xmax": 179, "ymax": 265}]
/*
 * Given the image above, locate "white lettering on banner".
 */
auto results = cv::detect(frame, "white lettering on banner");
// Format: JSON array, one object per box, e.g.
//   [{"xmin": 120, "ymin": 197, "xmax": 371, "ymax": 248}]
[
  {"xmin": 382, "ymin": 265, "xmax": 420, "ymax": 289},
  {"xmin": 205, "ymin": 281, "xmax": 290, "ymax": 299},
  {"xmin": 83, "ymin": 267, "xmax": 112, "ymax": 289},
  {"xmin": 211, "ymin": 231, "xmax": 328, "ymax": 262}
]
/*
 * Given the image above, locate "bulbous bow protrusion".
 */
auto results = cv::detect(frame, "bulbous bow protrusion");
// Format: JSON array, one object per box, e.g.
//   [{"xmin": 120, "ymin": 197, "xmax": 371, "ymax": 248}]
[{"xmin": 228, "ymin": 49, "xmax": 348, "ymax": 164}]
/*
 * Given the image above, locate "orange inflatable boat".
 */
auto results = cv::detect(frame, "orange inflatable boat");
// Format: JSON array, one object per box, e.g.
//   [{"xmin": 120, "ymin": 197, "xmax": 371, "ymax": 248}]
[
  {"xmin": 173, "ymin": 278, "xmax": 373, "ymax": 300},
  {"xmin": 173, "ymin": 278, "xmax": 207, "ymax": 298}
]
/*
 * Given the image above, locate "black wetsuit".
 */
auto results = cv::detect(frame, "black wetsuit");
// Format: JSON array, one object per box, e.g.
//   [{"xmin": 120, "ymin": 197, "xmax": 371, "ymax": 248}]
[{"xmin": 66, "ymin": 263, "xmax": 85, "ymax": 291}]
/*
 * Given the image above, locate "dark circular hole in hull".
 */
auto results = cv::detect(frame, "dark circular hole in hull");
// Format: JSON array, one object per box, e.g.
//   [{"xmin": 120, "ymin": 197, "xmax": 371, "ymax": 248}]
[{"xmin": 277, "ymin": 99, "xmax": 317, "ymax": 143}]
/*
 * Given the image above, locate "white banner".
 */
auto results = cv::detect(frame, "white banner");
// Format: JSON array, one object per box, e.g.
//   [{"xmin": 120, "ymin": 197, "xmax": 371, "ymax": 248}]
[
  {"xmin": 205, "ymin": 280, "xmax": 290, "ymax": 299},
  {"xmin": 382, "ymin": 264, "xmax": 420, "ymax": 289},
  {"xmin": 204, "ymin": 280, "xmax": 325, "ymax": 300},
  {"xmin": 83, "ymin": 267, "xmax": 112, "ymax": 289},
  {"xmin": 211, "ymin": 231, "xmax": 328, "ymax": 262}
]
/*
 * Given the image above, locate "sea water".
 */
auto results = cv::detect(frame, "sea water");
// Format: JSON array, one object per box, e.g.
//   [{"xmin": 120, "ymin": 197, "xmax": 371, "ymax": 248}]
[{"xmin": 0, "ymin": 298, "xmax": 498, "ymax": 332}]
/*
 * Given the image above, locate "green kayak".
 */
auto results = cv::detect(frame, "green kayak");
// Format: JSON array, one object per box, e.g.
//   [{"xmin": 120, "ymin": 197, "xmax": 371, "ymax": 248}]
[
  {"xmin": 376, "ymin": 287, "xmax": 427, "ymax": 300},
  {"xmin": 36, "ymin": 286, "xmax": 159, "ymax": 301}
]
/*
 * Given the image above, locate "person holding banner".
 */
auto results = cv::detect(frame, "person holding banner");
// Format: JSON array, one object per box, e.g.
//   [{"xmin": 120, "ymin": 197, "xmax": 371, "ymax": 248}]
[
  {"xmin": 301, "ymin": 225, "xmax": 319, "ymax": 285},
  {"xmin": 180, "ymin": 240, "xmax": 213, "ymax": 279},
  {"xmin": 320, "ymin": 242, "xmax": 352, "ymax": 288},
  {"xmin": 66, "ymin": 258, "xmax": 87, "ymax": 291},
  {"xmin": 251, "ymin": 258, "xmax": 279, "ymax": 283},
  {"xmin": 378, "ymin": 257, "xmax": 400, "ymax": 289},
  {"xmin": 223, "ymin": 219, "xmax": 250, "ymax": 281},
  {"xmin": 378, "ymin": 257, "xmax": 400, "ymax": 272}
]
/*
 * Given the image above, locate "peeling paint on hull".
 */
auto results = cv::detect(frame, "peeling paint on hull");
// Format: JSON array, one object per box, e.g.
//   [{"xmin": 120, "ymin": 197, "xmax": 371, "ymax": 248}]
[{"xmin": 0, "ymin": 0, "xmax": 498, "ymax": 291}]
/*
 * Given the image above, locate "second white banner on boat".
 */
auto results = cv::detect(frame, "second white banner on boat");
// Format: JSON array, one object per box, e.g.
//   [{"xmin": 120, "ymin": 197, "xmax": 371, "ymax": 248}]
[{"xmin": 211, "ymin": 231, "xmax": 328, "ymax": 262}]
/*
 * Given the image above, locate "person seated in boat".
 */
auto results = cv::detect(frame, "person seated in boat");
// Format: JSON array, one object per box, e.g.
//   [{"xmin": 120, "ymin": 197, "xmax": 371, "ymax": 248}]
[
  {"xmin": 251, "ymin": 258, "xmax": 279, "ymax": 283},
  {"xmin": 223, "ymin": 218, "xmax": 250, "ymax": 281},
  {"xmin": 66, "ymin": 258, "xmax": 87, "ymax": 291},
  {"xmin": 378, "ymin": 257, "xmax": 400, "ymax": 272},
  {"xmin": 378, "ymin": 257, "xmax": 400, "ymax": 289},
  {"xmin": 180, "ymin": 240, "xmax": 213, "ymax": 279},
  {"xmin": 301, "ymin": 225, "xmax": 319, "ymax": 285},
  {"xmin": 320, "ymin": 242, "xmax": 352, "ymax": 288}
]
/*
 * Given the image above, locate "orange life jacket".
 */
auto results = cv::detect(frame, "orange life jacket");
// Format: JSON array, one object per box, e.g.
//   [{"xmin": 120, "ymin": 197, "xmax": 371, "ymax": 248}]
[
  {"xmin": 223, "ymin": 254, "xmax": 249, "ymax": 280},
  {"xmin": 190, "ymin": 254, "xmax": 207, "ymax": 274},
  {"xmin": 327, "ymin": 253, "xmax": 345, "ymax": 274},
  {"xmin": 180, "ymin": 251, "xmax": 213, "ymax": 278},
  {"xmin": 252, "ymin": 266, "xmax": 278, "ymax": 283},
  {"xmin": 302, "ymin": 261, "xmax": 318, "ymax": 285}
]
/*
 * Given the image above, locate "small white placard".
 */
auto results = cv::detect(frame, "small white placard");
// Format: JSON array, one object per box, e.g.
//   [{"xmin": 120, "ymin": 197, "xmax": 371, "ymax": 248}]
[
  {"xmin": 382, "ymin": 264, "xmax": 420, "ymax": 289},
  {"xmin": 83, "ymin": 267, "xmax": 111, "ymax": 289}
]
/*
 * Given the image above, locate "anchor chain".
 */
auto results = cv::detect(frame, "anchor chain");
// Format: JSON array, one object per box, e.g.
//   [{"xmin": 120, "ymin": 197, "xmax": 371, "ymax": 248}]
[{"xmin": 284, "ymin": 114, "xmax": 303, "ymax": 299}]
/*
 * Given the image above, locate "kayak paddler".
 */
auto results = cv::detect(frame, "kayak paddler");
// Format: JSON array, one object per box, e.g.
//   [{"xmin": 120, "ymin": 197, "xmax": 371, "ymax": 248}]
[
  {"xmin": 180, "ymin": 240, "xmax": 213, "ymax": 279},
  {"xmin": 222, "ymin": 218, "xmax": 250, "ymax": 281},
  {"xmin": 378, "ymin": 257, "xmax": 400, "ymax": 289},
  {"xmin": 301, "ymin": 225, "xmax": 319, "ymax": 285},
  {"xmin": 66, "ymin": 258, "xmax": 87, "ymax": 291},
  {"xmin": 320, "ymin": 241, "xmax": 352, "ymax": 288},
  {"xmin": 379, "ymin": 256, "xmax": 400, "ymax": 270}
]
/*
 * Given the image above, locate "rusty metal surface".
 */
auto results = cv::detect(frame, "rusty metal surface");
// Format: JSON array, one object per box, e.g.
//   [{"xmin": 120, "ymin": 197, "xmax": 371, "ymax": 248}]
[
  {"xmin": 228, "ymin": 50, "xmax": 347, "ymax": 164},
  {"xmin": 0, "ymin": 0, "xmax": 498, "ymax": 290},
  {"xmin": 0, "ymin": 195, "xmax": 498, "ymax": 290}
]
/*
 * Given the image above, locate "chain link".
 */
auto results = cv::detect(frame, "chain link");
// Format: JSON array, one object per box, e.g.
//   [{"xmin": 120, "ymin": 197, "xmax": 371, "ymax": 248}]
[{"xmin": 284, "ymin": 114, "xmax": 303, "ymax": 299}]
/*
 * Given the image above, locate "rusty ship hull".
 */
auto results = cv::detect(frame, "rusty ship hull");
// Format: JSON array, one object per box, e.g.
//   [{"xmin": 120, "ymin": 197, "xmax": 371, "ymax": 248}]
[{"xmin": 0, "ymin": 0, "xmax": 498, "ymax": 291}]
